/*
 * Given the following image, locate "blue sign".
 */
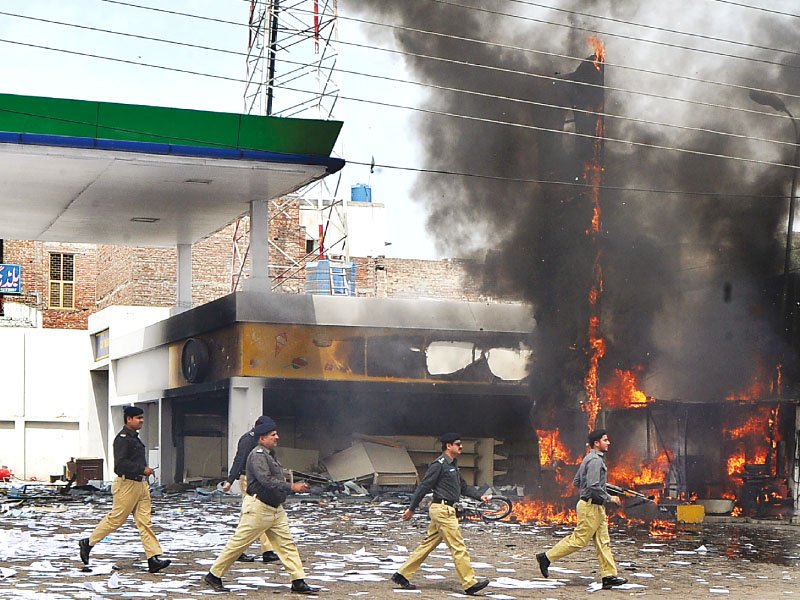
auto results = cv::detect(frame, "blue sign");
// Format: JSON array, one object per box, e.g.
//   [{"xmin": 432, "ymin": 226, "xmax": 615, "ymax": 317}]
[{"xmin": 0, "ymin": 264, "xmax": 21, "ymax": 295}]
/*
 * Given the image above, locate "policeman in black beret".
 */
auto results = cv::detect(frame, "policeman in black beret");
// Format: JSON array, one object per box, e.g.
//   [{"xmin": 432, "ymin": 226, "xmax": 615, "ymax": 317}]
[
  {"xmin": 79, "ymin": 405, "xmax": 171, "ymax": 573},
  {"xmin": 204, "ymin": 417, "xmax": 317, "ymax": 594},
  {"xmin": 536, "ymin": 429, "xmax": 628, "ymax": 590},
  {"xmin": 221, "ymin": 415, "xmax": 280, "ymax": 563},
  {"xmin": 391, "ymin": 433, "xmax": 491, "ymax": 595}
]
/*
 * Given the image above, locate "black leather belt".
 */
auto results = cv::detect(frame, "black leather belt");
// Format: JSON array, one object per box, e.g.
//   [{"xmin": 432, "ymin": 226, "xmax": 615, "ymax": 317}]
[
  {"xmin": 431, "ymin": 497, "xmax": 456, "ymax": 506},
  {"xmin": 580, "ymin": 497, "xmax": 604, "ymax": 505},
  {"xmin": 120, "ymin": 474, "xmax": 144, "ymax": 482}
]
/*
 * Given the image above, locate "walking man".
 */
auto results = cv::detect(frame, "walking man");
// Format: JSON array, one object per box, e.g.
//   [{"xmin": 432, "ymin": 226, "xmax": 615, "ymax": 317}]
[
  {"xmin": 79, "ymin": 405, "xmax": 171, "ymax": 573},
  {"xmin": 535, "ymin": 429, "xmax": 628, "ymax": 590},
  {"xmin": 203, "ymin": 417, "xmax": 317, "ymax": 594},
  {"xmin": 391, "ymin": 433, "xmax": 491, "ymax": 595},
  {"xmin": 221, "ymin": 415, "xmax": 279, "ymax": 563}
]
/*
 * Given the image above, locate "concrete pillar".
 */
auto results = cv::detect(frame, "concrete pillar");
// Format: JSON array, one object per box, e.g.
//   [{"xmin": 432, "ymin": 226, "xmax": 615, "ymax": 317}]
[
  {"xmin": 106, "ymin": 405, "xmax": 125, "ymax": 480},
  {"xmin": 159, "ymin": 398, "xmax": 175, "ymax": 485},
  {"xmin": 176, "ymin": 243, "xmax": 192, "ymax": 312},
  {"xmin": 86, "ymin": 370, "xmax": 109, "ymax": 460},
  {"xmin": 228, "ymin": 377, "xmax": 267, "ymax": 469},
  {"xmin": 243, "ymin": 200, "xmax": 270, "ymax": 292}
]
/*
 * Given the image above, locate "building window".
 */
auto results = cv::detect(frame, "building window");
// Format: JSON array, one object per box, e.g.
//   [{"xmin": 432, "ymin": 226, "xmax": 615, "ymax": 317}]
[{"xmin": 49, "ymin": 253, "xmax": 75, "ymax": 309}]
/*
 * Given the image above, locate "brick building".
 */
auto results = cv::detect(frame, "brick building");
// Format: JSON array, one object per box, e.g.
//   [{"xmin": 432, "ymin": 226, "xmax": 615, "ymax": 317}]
[{"xmin": 3, "ymin": 199, "xmax": 517, "ymax": 329}]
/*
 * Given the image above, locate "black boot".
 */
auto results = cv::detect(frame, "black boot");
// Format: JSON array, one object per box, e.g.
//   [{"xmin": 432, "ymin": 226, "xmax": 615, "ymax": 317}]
[
  {"xmin": 262, "ymin": 550, "xmax": 279, "ymax": 563},
  {"xmin": 203, "ymin": 572, "xmax": 228, "ymax": 592},
  {"xmin": 291, "ymin": 579, "xmax": 319, "ymax": 594},
  {"xmin": 79, "ymin": 538, "xmax": 92, "ymax": 565},
  {"xmin": 602, "ymin": 575, "xmax": 628, "ymax": 589},
  {"xmin": 147, "ymin": 555, "xmax": 171, "ymax": 573},
  {"xmin": 465, "ymin": 579, "xmax": 490, "ymax": 595},
  {"xmin": 391, "ymin": 572, "xmax": 416, "ymax": 590},
  {"xmin": 536, "ymin": 552, "xmax": 550, "ymax": 578}
]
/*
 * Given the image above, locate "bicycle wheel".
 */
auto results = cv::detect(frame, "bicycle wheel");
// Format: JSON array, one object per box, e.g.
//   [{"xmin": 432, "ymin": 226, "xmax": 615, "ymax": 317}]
[{"xmin": 477, "ymin": 497, "xmax": 513, "ymax": 521}]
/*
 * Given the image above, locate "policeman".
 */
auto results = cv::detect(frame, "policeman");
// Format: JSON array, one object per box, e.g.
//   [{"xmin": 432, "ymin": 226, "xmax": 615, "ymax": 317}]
[
  {"xmin": 536, "ymin": 429, "xmax": 628, "ymax": 590},
  {"xmin": 391, "ymin": 433, "xmax": 491, "ymax": 596},
  {"xmin": 79, "ymin": 405, "xmax": 170, "ymax": 573},
  {"xmin": 203, "ymin": 417, "xmax": 317, "ymax": 594},
  {"xmin": 221, "ymin": 415, "xmax": 279, "ymax": 563}
]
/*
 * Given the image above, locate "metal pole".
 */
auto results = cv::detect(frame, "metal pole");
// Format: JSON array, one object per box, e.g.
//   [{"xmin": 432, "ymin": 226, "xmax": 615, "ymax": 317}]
[
  {"xmin": 266, "ymin": 0, "xmax": 280, "ymax": 116},
  {"xmin": 780, "ymin": 111, "xmax": 799, "ymax": 344}
]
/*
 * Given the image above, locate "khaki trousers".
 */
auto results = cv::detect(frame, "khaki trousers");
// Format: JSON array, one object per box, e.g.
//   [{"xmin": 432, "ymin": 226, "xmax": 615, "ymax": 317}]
[
  {"xmin": 210, "ymin": 494, "xmax": 306, "ymax": 581},
  {"xmin": 88, "ymin": 477, "xmax": 162, "ymax": 558},
  {"xmin": 546, "ymin": 499, "xmax": 618, "ymax": 578},
  {"xmin": 239, "ymin": 475, "xmax": 273, "ymax": 553},
  {"xmin": 397, "ymin": 503, "xmax": 479, "ymax": 590}
]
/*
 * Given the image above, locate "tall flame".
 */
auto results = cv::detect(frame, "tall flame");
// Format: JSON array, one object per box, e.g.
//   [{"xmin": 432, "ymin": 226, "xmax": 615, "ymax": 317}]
[{"xmin": 581, "ymin": 36, "xmax": 606, "ymax": 431}]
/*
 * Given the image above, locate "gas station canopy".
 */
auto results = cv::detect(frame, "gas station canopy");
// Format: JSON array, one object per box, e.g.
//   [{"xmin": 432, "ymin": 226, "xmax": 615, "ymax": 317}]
[{"xmin": 0, "ymin": 93, "xmax": 344, "ymax": 246}]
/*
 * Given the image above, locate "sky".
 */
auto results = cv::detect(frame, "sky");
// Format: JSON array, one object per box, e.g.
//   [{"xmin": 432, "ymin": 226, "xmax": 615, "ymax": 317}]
[{"xmin": 0, "ymin": 0, "xmax": 434, "ymax": 258}]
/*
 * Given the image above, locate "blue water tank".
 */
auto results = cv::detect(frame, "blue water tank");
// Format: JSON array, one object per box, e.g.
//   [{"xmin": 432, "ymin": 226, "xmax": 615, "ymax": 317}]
[{"xmin": 351, "ymin": 183, "xmax": 372, "ymax": 203}]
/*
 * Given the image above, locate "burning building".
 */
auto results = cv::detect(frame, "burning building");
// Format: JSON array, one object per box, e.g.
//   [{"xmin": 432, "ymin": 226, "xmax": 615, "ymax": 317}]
[{"xmin": 351, "ymin": 1, "xmax": 800, "ymax": 520}]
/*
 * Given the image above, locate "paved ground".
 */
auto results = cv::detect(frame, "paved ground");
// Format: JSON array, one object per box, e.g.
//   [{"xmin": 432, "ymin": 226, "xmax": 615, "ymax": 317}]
[{"xmin": 0, "ymin": 491, "xmax": 798, "ymax": 599}]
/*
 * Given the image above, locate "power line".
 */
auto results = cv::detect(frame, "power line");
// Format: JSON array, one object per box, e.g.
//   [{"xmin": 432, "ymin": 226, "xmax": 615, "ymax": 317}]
[
  {"xmin": 2, "ymin": 34, "xmax": 799, "ymax": 172},
  {"xmin": 705, "ymin": 0, "xmax": 800, "ymax": 19},
  {"xmin": 12, "ymin": 0, "xmax": 800, "ymax": 138},
  {"xmin": 502, "ymin": 0, "xmax": 800, "ymax": 59},
  {"xmin": 0, "ymin": 37, "xmax": 247, "ymax": 84},
  {"xmin": 0, "ymin": 102, "xmax": 792, "ymax": 200},
  {"xmin": 272, "ymin": 55, "xmax": 798, "ymax": 152},
  {"xmin": 289, "ymin": 7, "xmax": 800, "ymax": 106},
  {"xmin": 418, "ymin": 0, "xmax": 800, "ymax": 71},
  {"xmin": 8, "ymin": 6, "xmax": 791, "ymax": 151},
  {"xmin": 312, "ymin": 20, "xmax": 800, "ymax": 117},
  {"xmin": 5, "ymin": 10, "xmax": 797, "ymax": 141},
  {"xmin": 346, "ymin": 159, "xmax": 793, "ymax": 199},
  {"xmin": 88, "ymin": 0, "xmax": 800, "ymax": 106},
  {"xmin": 0, "ymin": 10, "xmax": 248, "ymax": 59}
]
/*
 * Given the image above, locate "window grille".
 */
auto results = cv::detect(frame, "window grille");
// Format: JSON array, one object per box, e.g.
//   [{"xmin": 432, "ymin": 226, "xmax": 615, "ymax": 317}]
[{"xmin": 49, "ymin": 253, "xmax": 75, "ymax": 309}]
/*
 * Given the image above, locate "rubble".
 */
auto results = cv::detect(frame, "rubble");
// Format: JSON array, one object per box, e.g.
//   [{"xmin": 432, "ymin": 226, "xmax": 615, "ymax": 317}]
[{"xmin": 0, "ymin": 489, "xmax": 797, "ymax": 598}]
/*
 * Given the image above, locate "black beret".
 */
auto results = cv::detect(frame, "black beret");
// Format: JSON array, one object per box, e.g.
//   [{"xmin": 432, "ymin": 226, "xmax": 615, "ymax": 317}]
[
  {"xmin": 439, "ymin": 432, "xmax": 461, "ymax": 444},
  {"xmin": 123, "ymin": 405, "xmax": 144, "ymax": 418},
  {"xmin": 588, "ymin": 429, "xmax": 607, "ymax": 445},
  {"xmin": 254, "ymin": 417, "xmax": 277, "ymax": 437}
]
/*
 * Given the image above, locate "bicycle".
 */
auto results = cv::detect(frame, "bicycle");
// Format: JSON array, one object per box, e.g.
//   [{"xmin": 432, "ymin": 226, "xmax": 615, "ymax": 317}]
[{"xmin": 456, "ymin": 496, "xmax": 513, "ymax": 522}]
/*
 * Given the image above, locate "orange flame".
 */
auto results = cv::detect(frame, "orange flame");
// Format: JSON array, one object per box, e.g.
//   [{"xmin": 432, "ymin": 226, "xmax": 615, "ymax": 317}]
[
  {"xmin": 511, "ymin": 499, "xmax": 577, "ymax": 525},
  {"xmin": 600, "ymin": 368, "xmax": 650, "ymax": 409},
  {"xmin": 536, "ymin": 429, "xmax": 579, "ymax": 466},
  {"xmin": 608, "ymin": 450, "xmax": 671, "ymax": 490},
  {"xmin": 588, "ymin": 35, "xmax": 605, "ymax": 71}
]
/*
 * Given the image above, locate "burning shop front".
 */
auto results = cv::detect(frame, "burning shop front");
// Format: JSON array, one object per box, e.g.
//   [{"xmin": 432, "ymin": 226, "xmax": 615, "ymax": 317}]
[
  {"xmin": 108, "ymin": 291, "xmax": 537, "ymax": 486},
  {"xmin": 519, "ymin": 364, "xmax": 800, "ymax": 524}
]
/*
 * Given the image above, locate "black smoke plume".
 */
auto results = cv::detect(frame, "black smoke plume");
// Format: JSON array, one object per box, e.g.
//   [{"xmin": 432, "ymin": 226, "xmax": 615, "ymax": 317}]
[{"xmin": 349, "ymin": 1, "xmax": 796, "ymax": 414}]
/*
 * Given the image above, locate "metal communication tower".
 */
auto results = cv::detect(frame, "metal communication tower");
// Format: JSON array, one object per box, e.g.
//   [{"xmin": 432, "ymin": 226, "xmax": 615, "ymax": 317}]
[{"xmin": 233, "ymin": 0, "xmax": 347, "ymax": 293}]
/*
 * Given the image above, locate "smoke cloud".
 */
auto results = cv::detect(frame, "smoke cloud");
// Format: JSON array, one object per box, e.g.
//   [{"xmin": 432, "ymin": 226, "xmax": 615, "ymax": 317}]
[{"xmin": 349, "ymin": 0, "xmax": 796, "ymax": 411}]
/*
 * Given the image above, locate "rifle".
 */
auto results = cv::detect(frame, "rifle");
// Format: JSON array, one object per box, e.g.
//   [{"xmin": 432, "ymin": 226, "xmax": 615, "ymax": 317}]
[{"xmin": 607, "ymin": 483, "xmax": 656, "ymax": 506}]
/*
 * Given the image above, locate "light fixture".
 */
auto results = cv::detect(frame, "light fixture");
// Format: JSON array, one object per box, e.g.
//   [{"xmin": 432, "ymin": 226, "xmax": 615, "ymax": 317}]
[{"xmin": 130, "ymin": 217, "xmax": 160, "ymax": 223}]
